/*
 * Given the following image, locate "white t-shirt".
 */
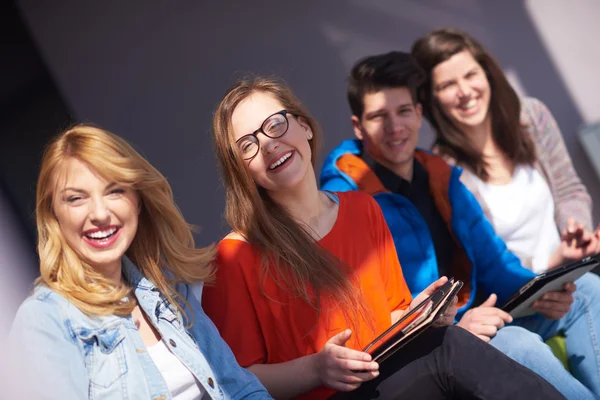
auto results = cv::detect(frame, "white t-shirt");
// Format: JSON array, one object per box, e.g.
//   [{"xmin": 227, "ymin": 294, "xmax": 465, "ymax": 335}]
[
  {"xmin": 467, "ymin": 166, "xmax": 561, "ymax": 273},
  {"xmin": 148, "ymin": 339, "xmax": 207, "ymax": 399}
]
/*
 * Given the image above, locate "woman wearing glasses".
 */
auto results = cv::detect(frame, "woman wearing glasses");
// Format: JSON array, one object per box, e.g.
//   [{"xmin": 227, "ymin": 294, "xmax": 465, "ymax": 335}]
[{"xmin": 202, "ymin": 76, "xmax": 563, "ymax": 399}]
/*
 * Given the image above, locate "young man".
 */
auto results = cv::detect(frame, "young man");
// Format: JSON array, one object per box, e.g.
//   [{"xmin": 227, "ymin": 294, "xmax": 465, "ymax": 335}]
[{"xmin": 320, "ymin": 51, "xmax": 600, "ymax": 398}]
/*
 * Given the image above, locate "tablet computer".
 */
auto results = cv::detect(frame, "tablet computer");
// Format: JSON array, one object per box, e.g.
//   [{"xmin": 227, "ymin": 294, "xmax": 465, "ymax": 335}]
[
  {"xmin": 501, "ymin": 255, "xmax": 598, "ymax": 319},
  {"xmin": 363, "ymin": 278, "xmax": 463, "ymax": 364}
]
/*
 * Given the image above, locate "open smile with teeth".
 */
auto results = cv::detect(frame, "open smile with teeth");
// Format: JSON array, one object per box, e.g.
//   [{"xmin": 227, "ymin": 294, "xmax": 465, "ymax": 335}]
[
  {"xmin": 389, "ymin": 139, "xmax": 408, "ymax": 147},
  {"xmin": 84, "ymin": 227, "xmax": 118, "ymax": 242},
  {"xmin": 459, "ymin": 98, "xmax": 478, "ymax": 110},
  {"xmin": 269, "ymin": 152, "xmax": 292, "ymax": 170}
]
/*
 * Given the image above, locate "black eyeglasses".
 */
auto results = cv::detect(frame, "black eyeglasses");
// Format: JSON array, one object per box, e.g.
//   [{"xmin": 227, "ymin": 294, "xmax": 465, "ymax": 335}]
[{"xmin": 235, "ymin": 110, "xmax": 291, "ymax": 160}]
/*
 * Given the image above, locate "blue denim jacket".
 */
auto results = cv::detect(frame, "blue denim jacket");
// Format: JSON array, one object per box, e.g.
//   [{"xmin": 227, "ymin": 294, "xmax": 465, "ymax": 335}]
[{"xmin": 8, "ymin": 257, "xmax": 272, "ymax": 399}]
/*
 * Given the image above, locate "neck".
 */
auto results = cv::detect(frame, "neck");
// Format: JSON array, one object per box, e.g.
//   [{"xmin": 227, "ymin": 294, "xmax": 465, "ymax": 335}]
[
  {"xmin": 390, "ymin": 158, "xmax": 414, "ymax": 182},
  {"xmin": 463, "ymin": 115, "xmax": 497, "ymax": 156},
  {"xmin": 267, "ymin": 166, "xmax": 326, "ymax": 232},
  {"xmin": 96, "ymin": 259, "xmax": 124, "ymax": 285},
  {"xmin": 369, "ymin": 152, "xmax": 414, "ymax": 182}
]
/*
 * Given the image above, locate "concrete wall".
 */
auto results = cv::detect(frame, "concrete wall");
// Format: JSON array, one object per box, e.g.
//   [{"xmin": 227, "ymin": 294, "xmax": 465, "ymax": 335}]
[{"xmin": 17, "ymin": 0, "xmax": 600, "ymax": 243}]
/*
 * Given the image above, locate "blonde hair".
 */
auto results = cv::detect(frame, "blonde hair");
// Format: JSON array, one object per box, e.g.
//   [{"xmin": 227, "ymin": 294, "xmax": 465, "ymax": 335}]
[
  {"xmin": 36, "ymin": 124, "xmax": 215, "ymax": 316},
  {"xmin": 212, "ymin": 76, "xmax": 372, "ymax": 333}
]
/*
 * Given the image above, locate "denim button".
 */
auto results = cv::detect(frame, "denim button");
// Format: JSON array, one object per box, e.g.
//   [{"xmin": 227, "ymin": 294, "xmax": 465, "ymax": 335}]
[
  {"xmin": 169, "ymin": 339, "xmax": 177, "ymax": 347},
  {"xmin": 208, "ymin": 377, "xmax": 215, "ymax": 388}
]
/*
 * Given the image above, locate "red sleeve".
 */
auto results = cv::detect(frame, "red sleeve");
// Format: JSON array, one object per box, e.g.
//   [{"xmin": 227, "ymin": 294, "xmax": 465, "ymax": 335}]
[
  {"xmin": 201, "ymin": 240, "xmax": 267, "ymax": 367},
  {"xmin": 365, "ymin": 195, "xmax": 412, "ymax": 312}
]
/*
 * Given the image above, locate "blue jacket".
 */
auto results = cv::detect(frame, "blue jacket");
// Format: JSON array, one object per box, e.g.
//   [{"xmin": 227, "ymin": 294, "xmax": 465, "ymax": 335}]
[
  {"xmin": 8, "ymin": 256, "xmax": 271, "ymax": 400},
  {"xmin": 320, "ymin": 139, "xmax": 536, "ymax": 317}
]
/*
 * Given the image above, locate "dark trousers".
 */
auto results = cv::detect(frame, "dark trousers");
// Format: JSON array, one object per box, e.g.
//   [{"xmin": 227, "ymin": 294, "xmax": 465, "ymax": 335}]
[{"xmin": 330, "ymin": 325, "xmax": 564, "ymax": 400}]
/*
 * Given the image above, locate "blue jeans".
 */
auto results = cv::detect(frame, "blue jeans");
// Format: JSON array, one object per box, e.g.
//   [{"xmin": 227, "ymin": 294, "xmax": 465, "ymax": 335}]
[{"xmin": 490, "ymin": 272, "xmax": 600, "ymax": 399}]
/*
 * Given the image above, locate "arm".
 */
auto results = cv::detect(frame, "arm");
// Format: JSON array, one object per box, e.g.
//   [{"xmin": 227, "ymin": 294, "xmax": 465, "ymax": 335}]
[
  {"xmin": 7, "ymin": 296, "xmax": 89, "ymax": 399},
  {"xmin": 525, "ymin": 98, "xmax": 593, "ymax": 232}
]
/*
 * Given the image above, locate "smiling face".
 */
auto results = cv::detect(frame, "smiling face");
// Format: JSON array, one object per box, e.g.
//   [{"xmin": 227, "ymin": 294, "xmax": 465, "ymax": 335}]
[
  {"xmin": 432, "ymin": 50, "xmax": 491, "ymax": 131},
  {"xmin": 52, "ymin": 157, "xmax": 139, "ymax": 275},
  {"xmin": 352, "ymin": 87, "xmax": 422, "ymax": 174},
  {"xmin": 231, "ymin": 91, "xmax": 314, "ymax": 193}
]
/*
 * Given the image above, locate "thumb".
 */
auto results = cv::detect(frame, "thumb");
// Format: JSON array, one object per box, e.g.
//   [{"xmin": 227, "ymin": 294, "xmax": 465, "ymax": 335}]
[
  {"xmin": 425, "ymin": 276, "xmax": 449, "ymax": 295},
  {"xmin": 327, "ymin": 329, "xmax": 352, "ymax": 346},
  {"xmin": 482, "ymin": 293, "xmax": 497, "ymax": 307}
]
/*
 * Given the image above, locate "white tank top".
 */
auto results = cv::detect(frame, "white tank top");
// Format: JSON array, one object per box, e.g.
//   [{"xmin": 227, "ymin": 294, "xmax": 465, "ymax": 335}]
[
  {"xmin": 148, "ymin": 339, "xmax": 207, "ymax": 399},
  {"xmin": 468, "ymin": 166, "xmax": 561, "ymax": 273}
]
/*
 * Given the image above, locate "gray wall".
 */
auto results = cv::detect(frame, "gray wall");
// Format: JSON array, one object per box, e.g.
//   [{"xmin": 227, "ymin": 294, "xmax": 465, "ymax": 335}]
[{"xmin": 18, "ymin": 0, "xmax": 600, "ymax": 244}]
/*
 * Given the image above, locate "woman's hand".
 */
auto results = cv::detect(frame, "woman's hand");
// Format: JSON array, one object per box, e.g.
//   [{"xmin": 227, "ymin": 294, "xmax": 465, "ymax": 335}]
[
  {"xmin": 313, "ymin": 329, "xmax": 379, "ymax": 392},
  {"xmin": 409, "ymin": 276, "xmax": 449, "ymax": 311},
  {"xmin": 548, "ymin": 217, "xmax": 599, "ymax": 269},
  {"xmin": 409, "ymin": 277, "xmax": 457, "ymax": 327},
  {"xmin": 433, "ymin": 295, "xmax": 458, "ymax": 327}
]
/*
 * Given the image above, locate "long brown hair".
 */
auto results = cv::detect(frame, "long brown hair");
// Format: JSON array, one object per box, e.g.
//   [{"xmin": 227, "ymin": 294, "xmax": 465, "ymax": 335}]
[
  {"xmin": 212, "ymin": 76, "xmax": 371, "ymax": 331},
  {"xmin": 36, "ymin": 124, "xmax": 215, "ymax": 316},
  {"xmin": 411, "ymin": 28, "xmax": 535, "ymax": 180}
]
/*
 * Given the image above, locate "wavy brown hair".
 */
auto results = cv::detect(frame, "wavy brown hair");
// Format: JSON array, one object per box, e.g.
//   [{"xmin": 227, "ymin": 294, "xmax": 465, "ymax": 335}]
[
  {"xmin": 212, "ymin": 76, "xmax": 371, "ymax": 332},
  {"xmin": 411, "ymin": 28, "xmax": 535, "ymax": 180},
  {"xmin": 36, "ymin": 124, "xmax": 215, "ymax": 316}
]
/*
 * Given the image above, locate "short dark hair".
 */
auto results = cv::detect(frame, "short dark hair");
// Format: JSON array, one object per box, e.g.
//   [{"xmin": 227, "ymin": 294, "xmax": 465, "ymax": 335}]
[{"xmin": 347, "ymin": 51, "xmax": 425, "ymax": 118}]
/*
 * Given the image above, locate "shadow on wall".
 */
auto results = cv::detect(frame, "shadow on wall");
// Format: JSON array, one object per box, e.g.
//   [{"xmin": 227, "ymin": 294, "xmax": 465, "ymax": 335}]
[{"xmin": 14, "ymin": 0, "xmax": 600, "ymax": 249}]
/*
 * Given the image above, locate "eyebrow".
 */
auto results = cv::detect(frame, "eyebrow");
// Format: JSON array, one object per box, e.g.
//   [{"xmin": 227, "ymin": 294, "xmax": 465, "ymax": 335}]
[
  {"xmin": 60, "ymin": 182, "xmax": 118, "ymax": 194},
  {"xmin": 366, "ymin": 103, "xmax": 413, "ymax": 116}
]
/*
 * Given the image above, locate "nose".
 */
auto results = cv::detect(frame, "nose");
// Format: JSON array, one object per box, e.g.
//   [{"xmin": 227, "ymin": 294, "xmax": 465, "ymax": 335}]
[
  {"xmin": 89, "ymin": 196, "xmax": 110, "ymax": 225},
  {"xmin": 259, "ymin": 134, "xmax": 280, "ymax": 155},
  {"xmin": 386, "ymin": 114, "xmax": 405, "ymax": 133},
  {"xmin": 456, "ymin": 79, "xmax": 472, "ymax": 98}
]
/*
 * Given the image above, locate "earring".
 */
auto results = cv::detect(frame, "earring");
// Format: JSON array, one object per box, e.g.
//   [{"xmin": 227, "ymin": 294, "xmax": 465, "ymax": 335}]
[{"xmin": 307, "ymin": 132, "xmax": 313, "ymax": 140}]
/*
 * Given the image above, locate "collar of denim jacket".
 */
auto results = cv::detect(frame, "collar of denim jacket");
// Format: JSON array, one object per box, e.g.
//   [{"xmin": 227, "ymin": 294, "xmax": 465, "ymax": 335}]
[
  {"xmin": 121, "ymin": 255, "xmax": 156, "ymax": 291},
  {"xmin": 121, "ymin": 256, "xmax": 181, "ymax": 323}
]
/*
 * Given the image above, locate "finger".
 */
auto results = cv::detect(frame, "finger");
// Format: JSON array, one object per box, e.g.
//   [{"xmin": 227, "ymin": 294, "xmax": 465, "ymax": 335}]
[
  {"xmin": 475, "ymin": 306, "xmax": 513, "ymax": 323},
  {"xmin": 331, "ymin": 346, "xmax": 373, "ymax": 363},
  {"xmin": 581, "ymin": 229, "xmax": 593, "ymax": 242},
  {"xmin": 423, "ymin": 276, "xmax": 449, "ymax": 296},
  {"xmin": 327, "ymin": 329, "xmax": 353, "ymax": 347},
  {"xmin": 563, "ymin": 282, "xmax": 577, "ymax": 293},
  {"xmin": 566, "ymin": 217, "xmax": 577, "ymax": 235},
  {"xmin": 336, "ymin": 370, "xmax": 379, "ymax": 384},
  {"xmin": 334, "ymin": 358, "xmax": 378, "ymax": 372},
  {"xmin": 540, "ymin": 291, "xmax": 574, "ymax": 304},
  {"xmin": 472, "ymin": 324, "xmax": 498, "ymax": 337},
  {"xmin": 481, "ymin": 293, "xmax": 497, "ymax": 308},
  {"xmin": 531, "ymin": 301, "xmax": 571, "ymax": 315},
  {"xmin": 476, "ymin": 334, "xmax": 491, "ymax": 343},
  {"xmin": 330, "ymin": 381, "xmax": 362, "ymax": 392},
  {"xmin": 478, "ymin": 315, "xmax": 506, "ymax": 329}
]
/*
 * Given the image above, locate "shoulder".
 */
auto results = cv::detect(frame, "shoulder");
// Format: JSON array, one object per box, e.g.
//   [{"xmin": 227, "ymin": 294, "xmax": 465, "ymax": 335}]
[
  {"xmin": 337, "ymin": 190, "xmax": 380, "ymax": 211},
  {"xmin": 11, "ymin": 286, "xmax": 73, "ymax": 334},
  {"xmin": 521, "ymin": 97, "xmax": 553, "ymax": 123},
  {"xmin": 215, "ymin": 235, "xmax": 260, "ymax": 273}
]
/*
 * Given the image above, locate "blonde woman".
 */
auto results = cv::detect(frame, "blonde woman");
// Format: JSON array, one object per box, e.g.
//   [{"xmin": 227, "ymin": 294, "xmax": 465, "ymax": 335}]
[{"xmin": 8, "ymin": 125, "xmax": 270, "ymax": 399}]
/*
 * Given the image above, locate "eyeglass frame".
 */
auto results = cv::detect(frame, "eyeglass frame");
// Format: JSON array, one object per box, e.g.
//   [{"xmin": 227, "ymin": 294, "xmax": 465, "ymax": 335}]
[{"xmin": 235, "ymin": 109, "xmax": 292, "ymax": 160}]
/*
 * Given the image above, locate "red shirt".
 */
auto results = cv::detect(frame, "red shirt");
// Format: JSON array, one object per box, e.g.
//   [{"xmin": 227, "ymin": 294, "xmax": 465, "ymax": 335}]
[{"xmin": 203, "ymin": 191, "xmax": 412, "ymax": 399}]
